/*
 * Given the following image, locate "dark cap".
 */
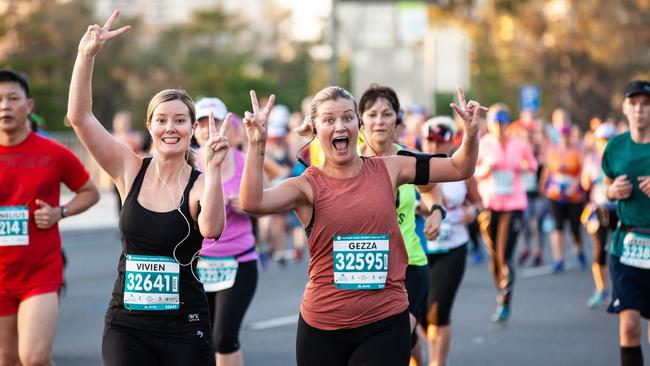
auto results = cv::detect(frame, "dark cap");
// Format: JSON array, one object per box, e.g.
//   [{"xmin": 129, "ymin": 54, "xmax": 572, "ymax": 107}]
[
  {"xmin": 488, "ymin": 109, "xmax": 511, "ymax": 124},
  {"xmin": 624, "ymin": 80, "xmax": 650, "ymax": 98}
]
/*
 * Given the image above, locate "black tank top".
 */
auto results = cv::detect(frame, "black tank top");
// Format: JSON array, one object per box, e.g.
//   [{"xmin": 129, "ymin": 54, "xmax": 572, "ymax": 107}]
[{"xmin": 105, "ymin": 157, "xmax": 211, "ymax": 332}]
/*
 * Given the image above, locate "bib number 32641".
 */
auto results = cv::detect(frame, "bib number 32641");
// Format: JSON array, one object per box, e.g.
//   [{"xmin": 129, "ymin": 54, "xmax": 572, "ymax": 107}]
[
  {"xmin": 124, "ymin": 255, "xmax": 180, "ymax": 311},
  {"xmin": 0, "ymin": 206, "xmax": 29, "ymax": 246},
  {"xmin": 333, "ymin": 234, "xmax": 389, "ymax": 290}
]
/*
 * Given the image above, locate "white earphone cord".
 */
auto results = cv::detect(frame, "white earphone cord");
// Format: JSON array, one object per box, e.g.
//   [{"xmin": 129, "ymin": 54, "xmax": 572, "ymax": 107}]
[{"xmin": 154, "ymin": 158, "xmax": 215, "ymax": 283}]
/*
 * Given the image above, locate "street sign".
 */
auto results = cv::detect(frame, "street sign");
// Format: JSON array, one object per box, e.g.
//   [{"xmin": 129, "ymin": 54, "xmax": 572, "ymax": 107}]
[{"xmin": 519, "ymin": 84, "xmax": 541, "ymax": 112}]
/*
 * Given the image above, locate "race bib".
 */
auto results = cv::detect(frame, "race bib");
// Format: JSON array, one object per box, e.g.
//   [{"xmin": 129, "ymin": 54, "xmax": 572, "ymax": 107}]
[
  {"xmin": 124, "ymin": 255, "xmax": 180, "ymax": 311},
  {"xmin": 196, "ymin": 256, "xmax": 238, "ymax": 292},
  {"xmin": 521, "ymin": 172, "xmax": 538, "ymax": 192},
  {"xmin": 333, "ymin": 234, "xmax": 389, "ymax": 290},
  {"xmin": 493, "ymin": 171, "xmax": 513, "ymax": 195},
  {"xmin": 426, "ymin": 221, "xmax": 452, "ymax": 254},
  {"xmin": 621, "ymin": 232, "xmax": 650, "ymax": 269},
  {"xmin": 0, "ymin": 206, "xmax": 29, "ymax": 246}
]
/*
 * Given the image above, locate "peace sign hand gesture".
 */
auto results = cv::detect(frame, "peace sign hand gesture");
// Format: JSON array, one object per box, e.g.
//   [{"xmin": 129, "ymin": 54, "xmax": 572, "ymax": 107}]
[
  {"xmin": 205, "ymin": 112, "xmax": 232, "ymax": 170},
  {"xmin": 242, "ymin": 90, "xmax": 276, "ymax": 145},
  {"xmin": 78, "ymin": 10, "xmax": 131, "ymax": 57},
  {"xmin": 450, "ymin": 87, "xmax": 488, "ymax": 140}
]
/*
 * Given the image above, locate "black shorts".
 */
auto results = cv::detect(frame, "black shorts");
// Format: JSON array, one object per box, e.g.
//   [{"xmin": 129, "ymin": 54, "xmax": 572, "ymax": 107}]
[
  {"xmin": 607, "ymin": 254, "xmax": 650, "ymax": 319},
  {"xmin": 548, "ymin": 200, "xmax": 583, "ymax": 238}
]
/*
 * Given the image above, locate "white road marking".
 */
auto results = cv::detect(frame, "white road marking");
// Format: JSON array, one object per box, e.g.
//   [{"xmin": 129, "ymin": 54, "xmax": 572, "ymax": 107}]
[{"xmin": 248, "ymin": 314, "xmax": 298, "ymax": 330}]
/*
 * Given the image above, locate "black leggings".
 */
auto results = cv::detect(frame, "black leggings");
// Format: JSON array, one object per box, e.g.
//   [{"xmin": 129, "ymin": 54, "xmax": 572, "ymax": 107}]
[
  {"xmin": 296, "ymin": 310, "xmax": 411, "ymax": 366},
  {"xmin": 426, "ymin": 244, "xmax": 467, "ymax": 326},
  {"xmin": 405, "ymin": 264, "xmax": 429, "ymax": 316},
  {"xmin": 549, "ymin": 200, "xmax": 583, "ymax": 242},
  {"xmin": 467, "ymin": 219, "xmax": 482, "ymax": 252},
  {"xmin": 478, "ymin": 210, "xmax": 523, "ymax": 307},
  {"xmin": 206, "ymin": 259, "xmax": 258, "ymax": 354},
  {"xmin": 102, "ymin": 323, "xmax": 215, "ymax": 366}
]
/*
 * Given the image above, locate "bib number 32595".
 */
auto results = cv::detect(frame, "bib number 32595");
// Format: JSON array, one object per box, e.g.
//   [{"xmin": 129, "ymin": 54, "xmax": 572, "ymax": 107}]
[
  {"xmin": 333, "ymin": 234, "xmax": 389, "ymax": 290},
  {"xmin": 124, "ymin": 255, "xmax": 180, "ymax": 311}
]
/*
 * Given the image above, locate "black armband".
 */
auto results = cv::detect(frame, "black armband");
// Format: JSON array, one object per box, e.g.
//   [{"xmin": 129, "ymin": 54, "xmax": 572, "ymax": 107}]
[{"xmin": 396, "ymin": 150, "xmax": 447, "ymax": 185}]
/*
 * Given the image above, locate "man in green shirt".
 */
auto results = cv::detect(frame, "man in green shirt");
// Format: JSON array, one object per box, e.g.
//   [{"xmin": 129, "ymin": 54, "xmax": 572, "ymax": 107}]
[{"xmin": 602, "ymin": 80, "xmax": 650, "ymax": 366}]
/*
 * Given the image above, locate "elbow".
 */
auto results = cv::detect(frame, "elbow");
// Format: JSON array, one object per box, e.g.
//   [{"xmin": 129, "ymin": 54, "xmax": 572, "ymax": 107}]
[
  {"xmin": 240, "ymin": 198, "xmax": 261, "ymax": 215},
  {"xmin": 90, "ymin": 188, "xmax": 100, "ymax": 206},
  {"xmin": 65, "ymin": 112, "xmax": 82, "ymax": 128},
  {"xmin": 65, "ymin": 111, "xmax": 91, "ymax": 128},
  {"xmin": 201, "ymin": 223, "xmax": 224, "ymax": 240},
  {"xmin": 461, "ymin": 165, "xmax": 476, "ymax": 180}
]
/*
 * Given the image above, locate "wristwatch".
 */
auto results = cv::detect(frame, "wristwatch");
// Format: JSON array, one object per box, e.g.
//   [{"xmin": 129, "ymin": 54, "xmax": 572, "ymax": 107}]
[
  {"xmin": 60, "ymin": 205, "xmax": 69, "ymax": 218},
  {"xmin": 430, "ymin": 204, "xmax": 447, "ymax": 220}
]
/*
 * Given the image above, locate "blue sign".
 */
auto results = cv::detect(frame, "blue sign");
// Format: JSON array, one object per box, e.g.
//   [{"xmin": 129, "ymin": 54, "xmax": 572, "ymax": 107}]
[{"xmin": 519, "ymin": 84, "xmax": 540, "ymax": 112}]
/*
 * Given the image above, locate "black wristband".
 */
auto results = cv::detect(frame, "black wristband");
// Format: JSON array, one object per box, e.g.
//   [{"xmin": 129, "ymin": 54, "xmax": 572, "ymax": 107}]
[
  {"xmin": 60, "ymin": 205, "xmax": 69, "ymax": 218},
  {"xmin": 430, "ymin": 204, "xmax": 446, "ymax": 220}
]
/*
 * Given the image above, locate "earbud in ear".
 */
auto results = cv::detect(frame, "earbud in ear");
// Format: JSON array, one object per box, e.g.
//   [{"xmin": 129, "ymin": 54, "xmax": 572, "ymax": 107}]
[{"xmin": 313, "ymin": 127, "xmax": 317, "ymax": 135}]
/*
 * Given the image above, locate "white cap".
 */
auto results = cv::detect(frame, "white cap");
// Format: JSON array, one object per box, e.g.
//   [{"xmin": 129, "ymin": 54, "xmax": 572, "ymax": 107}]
[
  {"xmin": 267, "ymin": 105, "xmax": 290, "ymax": 138},
  {"xmin": 195, "ymin": 97, "xmax": 228, "ymax": 121},
  {"xmin": 421, "ymin": 116, "xmax": 458, "ymax": 139}
]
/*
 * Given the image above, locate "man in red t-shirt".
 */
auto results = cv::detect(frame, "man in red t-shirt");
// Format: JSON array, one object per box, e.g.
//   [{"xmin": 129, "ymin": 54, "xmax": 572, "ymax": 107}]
[{"xmin": 0, "ymin": 69, "xmax": 99, "ymax": 365}]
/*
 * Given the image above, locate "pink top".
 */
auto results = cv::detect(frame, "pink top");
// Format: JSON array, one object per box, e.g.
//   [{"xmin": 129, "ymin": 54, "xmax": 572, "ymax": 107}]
[
  {"xmin": 301, "ymin": 157, "xmax": 408, "ymax": 330},
  {"xmin": 198, "ymin": 149, "xmax": 257, "ymax": 262},
  {"xmin": 475, "ymin": 134, "xmax": 538, "ymax": 211}
]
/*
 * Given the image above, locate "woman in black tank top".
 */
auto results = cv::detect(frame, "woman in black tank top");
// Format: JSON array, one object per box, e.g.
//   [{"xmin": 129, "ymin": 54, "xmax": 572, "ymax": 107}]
[{"xmin": 68, "ymin": 13, "xmax": 231, "ymax": 365}]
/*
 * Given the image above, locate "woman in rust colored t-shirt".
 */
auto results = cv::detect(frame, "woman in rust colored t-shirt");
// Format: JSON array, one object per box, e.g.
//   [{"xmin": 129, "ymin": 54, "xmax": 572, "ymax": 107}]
[{"xmin": 240, "ymin": 86, "xmax": 484, "ymax": 366}]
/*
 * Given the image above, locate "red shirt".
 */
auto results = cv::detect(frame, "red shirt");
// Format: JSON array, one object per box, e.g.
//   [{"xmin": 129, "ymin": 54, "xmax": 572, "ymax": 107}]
[{"xmin": 0, "ymin": 132, "xmax": 90, "ymax": 288}]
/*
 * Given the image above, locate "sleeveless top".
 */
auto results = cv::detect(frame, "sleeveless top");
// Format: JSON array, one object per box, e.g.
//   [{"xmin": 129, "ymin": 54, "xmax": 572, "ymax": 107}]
[
  {"xmin": 439, "ymin": 180, "xmax": 470, "ymax": 249},
  {"xmin": 544, "ymin": 146, "xmax": 585, "ymax": 203},
  {"xmin": 394, "ymin": 145, "xmax": 428, "ymax": 266},
  {"xmin": 105, "ymin": 157, "xmax": 211, "ymax": 332},
  {"xmin": 301, "ymin": 157, "xmax": 408, "ymax": 330},
  {"xmin": 199, "ymin": 150, "xmax": 256, "ymax": 262}
]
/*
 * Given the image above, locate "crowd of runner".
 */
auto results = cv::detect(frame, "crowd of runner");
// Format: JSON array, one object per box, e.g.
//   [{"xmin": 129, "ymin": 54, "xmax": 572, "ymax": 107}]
[{"xmin": 1, "ymin": 10, "xmax": 649, "ymax": 366}]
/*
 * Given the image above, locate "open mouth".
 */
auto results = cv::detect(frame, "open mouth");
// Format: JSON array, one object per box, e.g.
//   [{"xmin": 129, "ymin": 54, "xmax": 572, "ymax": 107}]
[
  {"xmin": 162, "ymin": 137, "xmax": 181, "ymax": 144},
  {"xmin": 332, "ymin": 136, "xmax": 349, "ymax": 151}
]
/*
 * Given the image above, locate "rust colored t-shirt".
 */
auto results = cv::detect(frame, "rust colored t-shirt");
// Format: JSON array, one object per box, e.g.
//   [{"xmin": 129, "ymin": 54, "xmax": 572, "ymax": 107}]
[{"xmin": 300, "ymin": 157, "xmax": 408, "ymax": 330}]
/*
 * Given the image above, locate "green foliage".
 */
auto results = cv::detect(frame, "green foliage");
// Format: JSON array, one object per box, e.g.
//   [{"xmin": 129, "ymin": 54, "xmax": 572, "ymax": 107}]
[
  {"xmin": 0, "ymin": 1, "xmax": 315, "ymax": 130},
  {"xmin": 431, "ymin": 0, "xmax": 650, "ymax": 127}
]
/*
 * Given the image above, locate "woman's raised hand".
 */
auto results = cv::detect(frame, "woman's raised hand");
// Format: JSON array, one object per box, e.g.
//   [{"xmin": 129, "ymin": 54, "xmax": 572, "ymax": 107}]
[
  {"xmin": 78, "ymin": 10, "xmax": 131, "ymax": 57},
  {"xmin": 242, "ymin": 90, "xmax": 276, "ymax": 145},
  {"xmin": 450, "ymin": 86, "xmax": 487, "ymax": 139},
  {"xmin": 205, "ymin": 112, "xmax": 232, "ymax": 169}
]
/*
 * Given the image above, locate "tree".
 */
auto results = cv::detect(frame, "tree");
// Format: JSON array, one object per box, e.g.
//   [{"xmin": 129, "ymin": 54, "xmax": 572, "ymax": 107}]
[{"xmin": 430, "ymin": 0, "xmax": 650, "ymax": 126}]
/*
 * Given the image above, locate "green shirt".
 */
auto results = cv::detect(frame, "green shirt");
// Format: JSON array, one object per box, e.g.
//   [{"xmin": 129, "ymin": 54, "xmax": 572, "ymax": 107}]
[
  {"xmin": 395, "ymin": 145, "xmax": 428, "ymax": 266},
  {"xmin": 601, "ymin": 132, "xmax": 650, "ymax": 256}
]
